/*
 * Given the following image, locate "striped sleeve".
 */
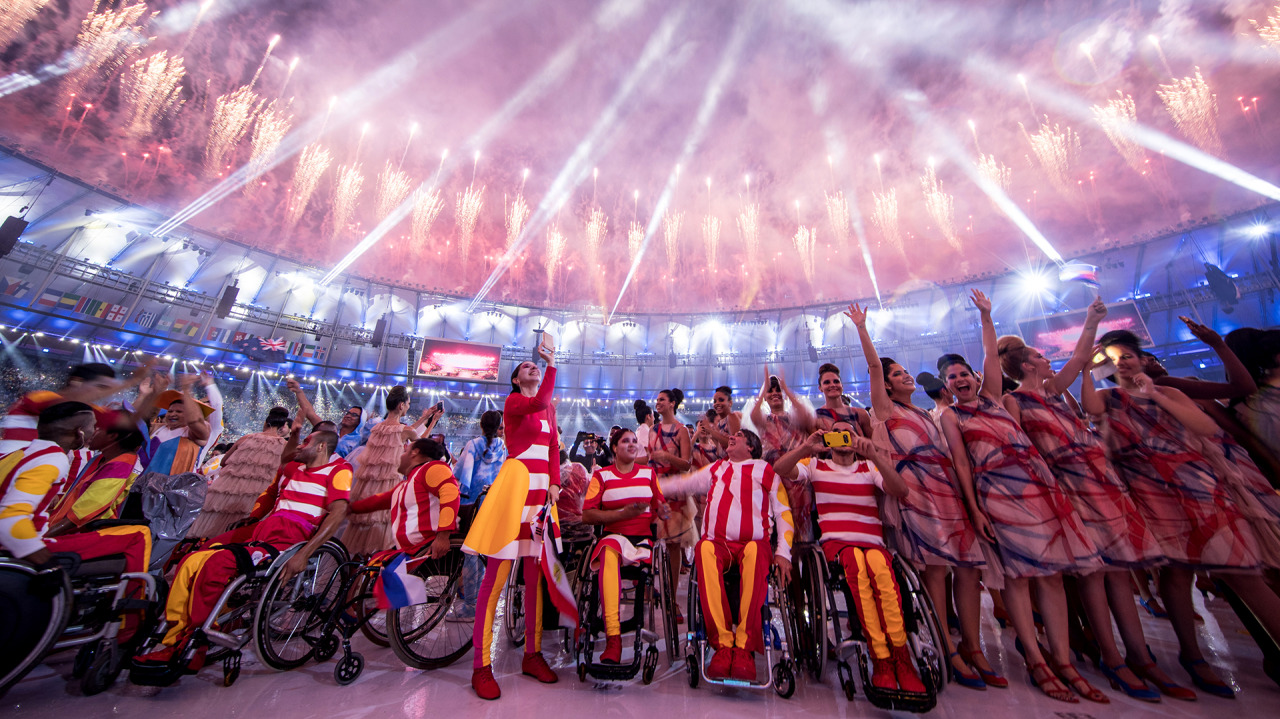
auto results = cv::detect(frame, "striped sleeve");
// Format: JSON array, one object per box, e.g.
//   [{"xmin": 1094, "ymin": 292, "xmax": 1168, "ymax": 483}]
[
  {"xmin": 67, "ymin": 461, "xmax": 135, "ymax": 526},
  {"xmin": 582, "ymin": 472, "xmax": 604, "ymax": 512},
  {"xmin": 0, "ymin": 457, "xmax": 66, "ymax": 557},
  {"xmin": 765, "ymin": 466, "xmax": 794, "ymax": 562}
]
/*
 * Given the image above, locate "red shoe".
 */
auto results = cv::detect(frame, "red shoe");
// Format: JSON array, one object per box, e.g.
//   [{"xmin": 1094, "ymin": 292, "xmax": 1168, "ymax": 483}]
[
  {"xmin": 601, "ymin": 635, "xmax": 623, "ymax": 664},
  {"xmin": 893, "ymin": 645, "xmax": 927, "ymax": 694},
  {"xmin": 134, "ymin": 643, "xmax": 181, "ymax": 667},
  {"xmin": 522, "ymin": 652, "xmax": 559, "ymax": 683},
  {"xmin": 472, "ymin": 665, "xmax": 501, "ymax": 700},
  {"xmin": 871, "ymin": 654, "xmax": 899, "ymax": 691},
  {"xmin": 706, "ymin": 648, "xmax": 733, "ymax": 679},
  {"xmin": 729, "ymin": 649, "xmax": 757, "ymax": 682}
]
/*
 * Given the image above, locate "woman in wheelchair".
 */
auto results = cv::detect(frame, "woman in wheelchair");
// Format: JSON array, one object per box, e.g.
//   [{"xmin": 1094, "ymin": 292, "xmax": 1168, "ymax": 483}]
[
  {"xmin": 350, "ymin": 437, "xmax": 460, "ymax": 559},
  {"xmin": 773, "ymin": 423, "xmax": 927, "ymax": 695},
  {"xmin": 580, "ymin": 427, "xmax": 668, "ymax": 665},
  {"xmin": 659, "ymin": 428, "xmax": 793, "ymax": 683},
  {"xmin": 133, "ymin": 430, "xmax": 350, "ymax": 675}
]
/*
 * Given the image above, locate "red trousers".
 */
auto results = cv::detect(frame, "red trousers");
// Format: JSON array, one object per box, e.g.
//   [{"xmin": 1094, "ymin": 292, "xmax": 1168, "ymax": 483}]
[
  {"xmin": 695, "ymin": 538, "xmax": 770, "ymax": 652},
  {"xmin": 47, "ymin": 525, "xmax": 153, "ymax": 642},
  {"xmin": 161, "ymin": 515, "xmax": 311, "ymax": 645},
  {"xmin": 824, "ymin": 541, "xmax": 906, "ymax": 660}
]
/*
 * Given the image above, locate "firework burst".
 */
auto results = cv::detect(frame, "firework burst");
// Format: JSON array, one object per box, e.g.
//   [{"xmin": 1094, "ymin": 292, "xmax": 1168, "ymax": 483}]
[
  {"xmin": 505, "ymin": 194, "xmax": 530, "ymax": 252},
  {"xmin": 455, "ymin": 184, "xmax": 485, "ymax": 264},
  {"xmin": 1156, "ymin": 68, "xmax": 1221, "ymax": 155},
  {"xmin": 702, "ymin": 215, "xmax": 721, "ymax": 268},
  {"xmin": 584, "ymin": 208, "xmax": 608, "ymax": 269},
  {"xmin": 870, "ymin": 189, "xmax": 902, "ymax": 252},
  {"xmin": 737, "ymin": 203, "xmax": 761, "ymax": 264},
  {"xmin": 284, "ymin": 142, "xmax": 331, "ymax": 230},
  {"xmin": 1020, "ymin": 116, "xmax": 1082, "ymax": 195},
  {"xmin": 920, "ymin": 164, "xmax": 960, "ymax": 251},
  {"xmin": 121, "ymin": 50, "xmax": 186, "ymax": 138},
  {"xmin": 627, "ymin": 221, "xmax": 644, "ymax": 265},
  {"xmin": 204, "ymin": 85, "xmax": 263, "ymax": 178},
  {"xmin": 976, "ymin": 153, "xmax": 1012, "ymax": 192},
  {"xmin": 410, "ymin": 186, "xmax": 444, "ymax": 250},
  {"xmin": 545, "ymin": 223, "xmax": 567, "ymax": 297},
  {"xmin": 662, "ymin": 211, "xmax": 683, "ymax": 276},
  {"xmin": 824, "ymin": 191, "xmax": 851, "ymax": 247},
  {"xmin": 61, "ymin": 1, "xmax": 153, "ymax": 101},
  {"xmin": 373, "ymin": 161, "xmax": 413, "ymax": 221},
  {"xmin": 330, "ymin": 163, "xmax": 365, "ymax": 239},
  {"xmin": 243, "ymin": 100, "xmax": 292, "ymax": 197},
  {"xmin": 1251, "ymin": 4, "xmax": 1280, "ymax": 54},
  {"xmin": 793, "ymin": 226, "xmax": 817, "ymax": 284},
  {"xmin": 0, "ymin": 0, "xmax": 52, "ymax": 52},
  {"xmin": 1091, "ymin": 91, "xmax": 1148, "ymax": 173}
]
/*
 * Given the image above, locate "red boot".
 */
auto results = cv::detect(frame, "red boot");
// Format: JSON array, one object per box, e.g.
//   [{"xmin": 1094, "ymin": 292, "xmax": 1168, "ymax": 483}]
[
  {"xmin": 706, "ymin": 648, "xmax": 733, "ymax": 679},
  {"xmin": 601, "ymin": 635, "xmax": 623, "ymax": 664},
  {"xmin": 729, "ymin": 649, "xmax": 757, "ymax": 682},
  {"xmin": 522, "ymin": 652, "xmax": 559, "ymax": 683},
  {"xmin": 472, "ymin": 665, "xmax": 501, "ymax": 700},
  {"xmin": 893, "ymin": 645, "xmax": 927, "ymax": 693},
  {"xmin": 871, "ymin": 654, "xmax": 899, "ymax": 691}
]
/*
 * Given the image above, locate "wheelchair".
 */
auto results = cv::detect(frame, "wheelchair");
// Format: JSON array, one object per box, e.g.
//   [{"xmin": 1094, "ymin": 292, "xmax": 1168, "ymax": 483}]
[
  {"xmin": 501, "ymin": 533, "xmax": 594, "ymax": 651},
  {"xmin": 684, "ymin": 548, "xmax": 798, "ymax": 698},
  {"xmin": 0, "ymin": 523, "xmax": 162, "ymax": 698},
  {"xmin": 571, "ymin": 531, "xmax": 679, "ymax": 684},
  {"xmin": 798, "ymin": 542, "xmax": 947, "ymax": 713},
  {"xmin": 385, "ymin": 538, "xmax": 477, "ymax": 671},
  {"xmin": 129, "ymin": 537, "xmax": 349, "ymax": 688}
]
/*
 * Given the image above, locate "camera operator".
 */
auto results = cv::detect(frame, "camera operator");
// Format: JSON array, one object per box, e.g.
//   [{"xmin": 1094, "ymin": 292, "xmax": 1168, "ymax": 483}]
[{"xmin": 570, "ymin": 430, "xmax": 612, "ymax": 472}]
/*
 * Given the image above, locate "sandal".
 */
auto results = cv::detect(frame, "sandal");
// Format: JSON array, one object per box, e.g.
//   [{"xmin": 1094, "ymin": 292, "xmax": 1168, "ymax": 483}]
[
  {"xmin": 961, "ymin": 645, "xmax": 1008, "ymax": 688},
  {"xmin": 1054, "ymin": 662, "xmax": 1110, "ymax": 703},
  {"xmin": 949, "ymin": 651, "xmax": 987, "ymax": 690},
  {"xmin": 1129, "ymin": 660, "xmax": 1196, "ymax": 701},
  {"xmin": 1027, "ymin": 661, "xmax": 1078, "ymax": 703},
  {"xmin": 1178, "ymin": 656, "xmax": 1235, "ymax": 699}
]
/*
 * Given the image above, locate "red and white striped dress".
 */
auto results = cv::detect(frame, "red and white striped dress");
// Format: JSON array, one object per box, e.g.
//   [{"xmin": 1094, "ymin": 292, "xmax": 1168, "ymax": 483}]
[
  {"xmin": 662, "ymin": 458, "xmax": 795, "ymax": 562},
  {"xmin": 795, "ymin": 459, "xmax": 885, "ymax": 548},
  {"xmin": 584, "ymin": 464, "xmax": 664, "ymax": 566},
  {"xmin": 485, "ymin": 366, "xmax": 562, "ymax": 560}
]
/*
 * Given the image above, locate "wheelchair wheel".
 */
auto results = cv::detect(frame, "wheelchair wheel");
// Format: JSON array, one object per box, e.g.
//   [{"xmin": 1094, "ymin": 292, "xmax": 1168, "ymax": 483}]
[
  {"xmin": 800, "ymin": 546, "xmax": 828, "ymax": 681},
  {"xmin": 654, "ymin": 543, "xmax": 681, "ymax": 665},
  {"xmin": 773, "ymin": 661, "xmax": 796, "ymax": 699},
  {"xmin": 254, "ymin": 542, "xmax": 348, "ymax": 671},
  {"xmin": 686, "ymin": 652, "xmax": 700, "ymax": 688},
  {"xmin": 0, "ymin": 561, "xmax": 71, "ymax": 699},
  {"xmin": 334, "ymin": 652, "xmax": 364, "ymax": 685},
  {"xmin": 837, "ymin": 659, "xmax": 855, "ymax": 701},
  {"xmin": 354, "ymin": 570, "xmax": 390, "ymax": 647},
  {"xmin": 503, "ymin": 566, "xmax": 525, "ymax": 647},
  {"xmin": 388, "ymin": 553, "xmax": 473, "ymax": 669},
  {"xmin": 894, "ymin": 556, "xmax": 948, "ymax": 693},
  {"xmin": 223, "ymin": 653, "xmax": 241, "ymax": 687},
  {"xmin": 79, "ymin": 639, "xmax": 122, "ymax": 696}
]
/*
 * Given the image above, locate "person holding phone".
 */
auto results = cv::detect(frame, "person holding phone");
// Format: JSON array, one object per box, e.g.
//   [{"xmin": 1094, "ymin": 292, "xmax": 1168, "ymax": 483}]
[
  {"xmin": 750, "ymin": 366, "xmax": 815, "ymax": 464},
  {"xmin": 463, "ymin": 337, "xmax": 563, "ymax": 700}
]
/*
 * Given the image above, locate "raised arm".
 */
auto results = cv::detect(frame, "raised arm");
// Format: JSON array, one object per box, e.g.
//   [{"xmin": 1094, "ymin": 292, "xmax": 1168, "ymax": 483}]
[
  {"xmin": 847, "ymin": 303, "xmax": 893, "ymax": 420},
  {"xmin": 773, "ymin": 430, "xmax": 823, "ymax": 480},
  {"xmin": 658, "ymin": 463, "xmax": 713, "ymax": 499},
  {"xmin": 178, "ymin": 374, "xmax": 211, "ymax": 445},
  {"xmin": 1050, "ymin": 296, "xmax": 1107, "ymax": 395},
  {"xmin": 287, "ymin": 378, "xmax": 323, "ymax": 428},
  {"xmin": 1154, "ymin": 317, "xmax": 1258, "ymax": 401},
  {"xmin": 972, "ymin": 290, "xmax": 1002, "ymax": 402},
  {"xmin": 780, "ymin": 371, "xmax": 815, "ymax": 433},
  {"xmin": 1080, "ymin": 351, "xmax": 1106, "ymax": 416}
]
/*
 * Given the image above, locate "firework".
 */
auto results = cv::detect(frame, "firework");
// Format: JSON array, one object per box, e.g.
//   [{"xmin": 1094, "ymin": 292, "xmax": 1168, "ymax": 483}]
[
  {"xmin": 585, "ymin": 208, "xmax": 608, "ymax": 269},
  {"xmin": 793, "ymin": 225, "xmax": 817, "ymax": 283},
  {"xmin": 1156, "ymin": 68, "xmax": 1221, "ymax": 155},
  {"xmin": 455, "ymin": 184, "xmax": 485, "ymax": 264},
  {"xmin": 204, "ymin": 85, "xmax": 263, "ymax": 178},
  {"xmin": 662, "ymin": 211, "xmax": 683, "ymax": 276},
  {"xmin": 284, "ymin": 142, "xmax": 331, "ymax": 229},
  {"xmin": 330, "ymin": 163, "xmax": 365, "ymax": 239},
  {"xmin": 702, "ymin": 215, "xmax": 721, "ymax": 268},
  {"xmin": 1020, "ymin": 116, "xmax": 1082, "ymax": 195},
  {"xmin": 627, "ymin": 221, "xmax": 644, "ymax": 264},
  {"xmin": 121, "ymin": 50, "xmax": 185, "ymax": 138},
  {"xmin": 545, "ymin": 223, "xmax": 567, "ymax": 297},
  {"xmin": 1, "ymin": 1, "xmax": 52, "ymax": 59},
  {"xmin": 373, "ymin": 161, "xmax": 413, "ymax": 221},
  {"xmin": 505, "ymin": 194, "xmax": 530, "ymax": 251},
  {"xmin": 61, "ymin": 1, "xmax": 153, "ymax": 101},
  {"xmin": 737, "ymin": 203, "xmax": 760, "ymax": 264},
  {"xmin": 1091, "ymin": 91, "xmax": 1147, "ymax": 174},
  {"xmin": 1251, "ymin": 4, "xmax": 1280, "ymax": 54},
  {"xmin": 410, "ymin": 186, "xmax": 444, "ymax": 250},
  {"xmin": 920, "ymin": 164, "xmax": 960, "ymax": 251},
  {"xmin": 976, "ymin": 153, "xmax": 1012, "ymax": 192},
  {"xmin": 870, "ymin": 189, "xmax": 902, "ymax": 251},
  {"xmin": 824, "ymin": 191, "xmax": 851, "ymax": 246},
  {"xmin": 243, "ymin": 100, "xmax": 292, "ymax": 196}
]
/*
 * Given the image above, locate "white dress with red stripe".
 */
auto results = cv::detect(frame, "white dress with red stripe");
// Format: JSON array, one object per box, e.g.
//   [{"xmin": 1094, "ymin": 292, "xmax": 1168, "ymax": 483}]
[{"xmin": 795, "ymin": 459, "xmax": 886, "ymax": 548}]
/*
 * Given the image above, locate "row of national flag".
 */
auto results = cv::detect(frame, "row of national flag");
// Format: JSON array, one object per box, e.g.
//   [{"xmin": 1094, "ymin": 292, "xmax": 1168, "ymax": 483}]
[{"xmin": 4, "ymin": 278, "xmax": 129, "ymax": 323}]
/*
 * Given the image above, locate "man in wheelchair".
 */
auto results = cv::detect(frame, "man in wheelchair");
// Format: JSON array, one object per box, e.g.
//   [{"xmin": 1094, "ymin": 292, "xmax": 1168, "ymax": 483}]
[
  {"xmin": 350, "ymin": 437, "xmax": 460, "ymax": 560},
  {"xmin": 773, "ymin": 422, "xmax": 927, "ymax": 695},
  {"xmin": 660, "ymin": 429, "xmax": 793, "ymax": 683},
  {"xmin": 580, "ymin": 427, "xmax": 668, "ymax": 665},
  {"xmin": 134, "ymin": 430, "xmax": 350, "ymax": 675}
]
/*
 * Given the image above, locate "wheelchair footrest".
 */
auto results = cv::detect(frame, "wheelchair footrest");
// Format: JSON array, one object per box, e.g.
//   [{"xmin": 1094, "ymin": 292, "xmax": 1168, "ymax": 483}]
[
  {"xmin": 862, "ymin": 685, "xmax": 937, "ymax": 714},
  {"xmin": 585, "ymin": 660, "xmax": 642, "ymax": 681}
]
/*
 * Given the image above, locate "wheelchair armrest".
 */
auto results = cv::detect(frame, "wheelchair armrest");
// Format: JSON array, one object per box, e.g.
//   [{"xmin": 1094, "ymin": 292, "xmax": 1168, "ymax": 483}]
[{"xmin": 82, "ymin": 518, "xmax": 151, "ymax": 532}]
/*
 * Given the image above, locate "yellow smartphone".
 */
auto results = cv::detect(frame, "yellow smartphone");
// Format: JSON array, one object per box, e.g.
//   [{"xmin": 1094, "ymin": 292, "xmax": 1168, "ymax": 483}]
[{"xmin": 822, "ymin": 430, "xmax": 852, "ymax": 448}]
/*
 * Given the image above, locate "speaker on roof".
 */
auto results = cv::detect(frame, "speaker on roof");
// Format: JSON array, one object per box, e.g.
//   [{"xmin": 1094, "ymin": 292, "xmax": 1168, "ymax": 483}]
[
  {"xmin": 215, "ymin": 284, "xmax": 239, "ymax": 318},
  {"xmin": 0, "ymin": 216, "xmax": 29, "ymax": 258},
  {"xmin": 371, "ymin": 316, "xmax": 388, "ymax": 347}
]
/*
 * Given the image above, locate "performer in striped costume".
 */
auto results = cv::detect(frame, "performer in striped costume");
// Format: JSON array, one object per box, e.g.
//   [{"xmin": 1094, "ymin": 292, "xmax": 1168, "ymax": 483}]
[
  {"xmin": 135, "ymin": 431, "xmax": 350, "ymax": 670},
  {"xmin": 351, "ymin": 438, "xmax": 459, "ymax": 557},
  {"xmin": 463, "ymin": 342, "xmax": 562, "ymax": 700},
  {"xmin": 661, "ymin": 428, "xmax": 794, "ymax": 683},
  {"xmin": 774, "ymin": 423, "xmax": 925, "ymax": 694},
  {"xmin": 581, "ymin": 427, "xmax": 668, "ymax": 664}
]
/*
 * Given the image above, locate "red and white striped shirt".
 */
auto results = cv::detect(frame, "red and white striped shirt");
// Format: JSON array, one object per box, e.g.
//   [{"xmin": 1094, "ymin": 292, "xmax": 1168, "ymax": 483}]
[
  {"xmin": 390, "ymin": 460, "xmax": 460, "ymax": 551},
  {"xmin": 270, "ymin": 458, "xmax": 353, "ymax": 527},
  {"xmin": 0, "ymin": 440, "xmax": 71, "ymax": 557},
  {"xmin": 662, "ymin": 458, "xmax": 794, "ymax": 561},
  {"xmin": 583, "ymin": 464, "xmax": 665, "ymax": 536},
  {"xmin": 795, "ymin": 459, "xmax": 885, "ymax": 548}
]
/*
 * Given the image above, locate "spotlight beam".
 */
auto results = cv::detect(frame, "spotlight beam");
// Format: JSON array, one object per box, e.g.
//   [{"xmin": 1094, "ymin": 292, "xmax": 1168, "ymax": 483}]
[
  {"xmin": 608, "ymin": 2, "xmax": 757, "ymax": 319},
  {"xmin": 467, "ymin": 4, "xmax": 691, "ymax": 312}
]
